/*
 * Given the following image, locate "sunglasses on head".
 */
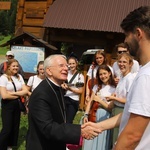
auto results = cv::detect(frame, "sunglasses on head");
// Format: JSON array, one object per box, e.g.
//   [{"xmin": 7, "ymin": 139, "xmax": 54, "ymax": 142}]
[{"xmin": 117, "ymin": 51, "xmax": 127, "ymax": 54}]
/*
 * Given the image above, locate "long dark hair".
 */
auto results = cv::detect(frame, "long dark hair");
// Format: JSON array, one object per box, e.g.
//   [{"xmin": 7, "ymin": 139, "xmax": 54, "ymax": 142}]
[
  {"xmin": 37, "ymin": 61, "xmax": 44, "ymax": 74},
  {"xmin": 96, "ymin": 65, "xmax": 116, "ymax": 88}
]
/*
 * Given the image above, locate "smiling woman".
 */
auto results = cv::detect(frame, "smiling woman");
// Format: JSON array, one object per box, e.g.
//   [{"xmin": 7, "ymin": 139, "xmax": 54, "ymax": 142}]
[
  {"xmin": 82, "ymin": 64, "xmax": 116, "ymax": 150},
  {"xmin": 0, "ymin": 59, "xmax": 28, "ymax": 150},
  {"xmin": 109, "ymin": 53, "xmax": 137, "ymax": 145},
  {"xmin": 61, "ymin": 56, "xmax": 85, "ymax": 124}
]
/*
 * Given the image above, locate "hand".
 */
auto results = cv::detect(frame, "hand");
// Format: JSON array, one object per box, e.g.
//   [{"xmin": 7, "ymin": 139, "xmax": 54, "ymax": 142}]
[
  {"xmin": 106, "ymin": 93, "xmax": 116, "ymax": 101},
  {"xmin": 83, "ymin": 116, "xmax": 88, "ymax": 124},
  {"xmin": 114, "ymin": 77, "xmax": 119, "ymax": 85},
  {"xmin": 61, "ymin": 83, "xmax": 68, "ymax": 90},
  {"xmin": 81, "ymin": 122, "xmax": 101, "ymax": 140},
  {"xmin": 85, "ymin": 95, "xmax": 90, "ymax": 105},
  {"xmin": 93, "ymin": 94, "xmax": 101, "ymax": 102}
]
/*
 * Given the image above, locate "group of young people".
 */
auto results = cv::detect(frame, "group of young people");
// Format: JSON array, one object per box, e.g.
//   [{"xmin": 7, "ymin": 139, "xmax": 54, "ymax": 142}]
[
  {"xmin": 0, "ymin": 5, "xmax": 150, "ymax": 150},
  {"xmin": 81, "ymin": 42, "xmax": 139, "ymax": 150}
]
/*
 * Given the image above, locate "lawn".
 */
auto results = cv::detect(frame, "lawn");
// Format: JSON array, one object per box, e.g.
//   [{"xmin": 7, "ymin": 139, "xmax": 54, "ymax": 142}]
[
  {"xmin": 0, "ymin": 35, "xmax": 11, "ymax": 55},
  {"xmin": 0, "ymin": 110, "xmax": 84, "ymax": 150}
]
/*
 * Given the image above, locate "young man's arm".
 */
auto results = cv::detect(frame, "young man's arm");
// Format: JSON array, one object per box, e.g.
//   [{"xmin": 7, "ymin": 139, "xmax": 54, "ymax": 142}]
[
  {"xmin": 82, "ymin": 113, "xmax": 122, "ymax": 132},
  {"xmin": 115, "ymin": 113, "xmax": 150, "ymax": 150}
]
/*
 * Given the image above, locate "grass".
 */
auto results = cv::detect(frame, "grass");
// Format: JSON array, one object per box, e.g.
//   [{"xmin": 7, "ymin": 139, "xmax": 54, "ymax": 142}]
[
  {"xmin": 0, "ymin": 110, "xmax": 84, "ymax": 150},
  {"xmin": 0, "ymin": 35, "xmax": 11, "ymax": 55}
]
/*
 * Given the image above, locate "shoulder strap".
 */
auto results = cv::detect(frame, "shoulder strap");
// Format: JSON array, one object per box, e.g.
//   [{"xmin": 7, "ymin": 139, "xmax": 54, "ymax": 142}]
[
  {"xmin": 3, "ymin": 62, "xmax": 7, "ymax": 72},
  {"xmin": 68, "ymin": 71, "xmax": 78, "ymax": 84},
  {"xmin": 11, "ymin": 79, "xmax": 17, "ymax": 92}
]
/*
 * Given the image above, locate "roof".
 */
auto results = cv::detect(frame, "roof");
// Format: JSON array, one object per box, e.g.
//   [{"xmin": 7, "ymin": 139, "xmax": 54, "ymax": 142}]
[
  {"xmin": 0, "ymin": 31, "xmax": 58, "ymax": 50},
  {"xmin": 43, "ymin": 0, "xmax": 150, "ymax": 33}
]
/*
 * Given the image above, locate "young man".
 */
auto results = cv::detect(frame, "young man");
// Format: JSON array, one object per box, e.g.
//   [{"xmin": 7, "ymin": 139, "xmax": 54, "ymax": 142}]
[
  {"xmin": 0, "ymin": 51, "xmax": 24, "ymax": 77},
  {"xmin": 83, "ymin": 6, "xmax": 150, "ymax": 149},
  {"xmin": 26, "ymin": 54, "xmax": 100, "ymax": 150}
]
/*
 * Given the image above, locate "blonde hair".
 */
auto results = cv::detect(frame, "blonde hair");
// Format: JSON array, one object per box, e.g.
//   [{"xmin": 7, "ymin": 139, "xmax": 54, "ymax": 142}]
[
  {"xmin": 117, "ymin": 53, "xmax": 133, "ymax": 64},
  {"xmin": 5, "ymin": 59, "xmax": 20, "ymax": 81}
]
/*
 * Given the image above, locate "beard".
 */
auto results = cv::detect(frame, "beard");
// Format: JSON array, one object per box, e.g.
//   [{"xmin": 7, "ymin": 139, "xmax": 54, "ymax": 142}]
[{"xmin": 125, "ymin": 38, "xmax": 140, "ymax": 58}]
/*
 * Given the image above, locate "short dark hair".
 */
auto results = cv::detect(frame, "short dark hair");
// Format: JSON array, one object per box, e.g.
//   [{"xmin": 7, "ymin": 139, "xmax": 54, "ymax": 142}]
[
  {"xmin": 121, "ymin": 6, "xmax": 150, "ymax": 39},
  {"xmin": 115, "ymin": 43, "xmax": 129, "ymax": 52}
]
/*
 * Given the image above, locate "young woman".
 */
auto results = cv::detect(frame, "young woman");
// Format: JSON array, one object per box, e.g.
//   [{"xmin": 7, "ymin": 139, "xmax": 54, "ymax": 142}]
[
  {"xmin": 106, "ymin": 52, "xmax": 137, "ymax": 145},
  {"xmin": 82, "ymin": 65, "xmax": 116, "ymax": 150},
  {"xmin": 27, "ymin": 61, "xmax": 45, "ymax": 94},
  {"xmin": 85, "ymin": 50, "xmax": 113, "ymax": 104},
  {"xmin": 61, "ymin": 57, "xmax": 84, "ymax": 123},
  {"xmin": 0, "ymin": 59, "xmax": 28, "ymax": 150}
]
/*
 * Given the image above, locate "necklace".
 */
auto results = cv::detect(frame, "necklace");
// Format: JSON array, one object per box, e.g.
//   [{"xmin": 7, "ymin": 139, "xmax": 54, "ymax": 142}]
[{"xmin": 46, "ymin": 78, "xmax": 66, "ymax": 123}]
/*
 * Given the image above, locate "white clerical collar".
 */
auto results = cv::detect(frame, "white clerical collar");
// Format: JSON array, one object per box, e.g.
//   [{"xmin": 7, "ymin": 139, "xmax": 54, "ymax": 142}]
[{"xmin": 47, "ymin": 77, "xmax": 61, "ymax": 87}]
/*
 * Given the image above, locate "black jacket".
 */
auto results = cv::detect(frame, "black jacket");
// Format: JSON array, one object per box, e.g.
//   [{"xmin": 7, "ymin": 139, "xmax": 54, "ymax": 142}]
[{"xmin": 26, "ymin": 79, "xmax": 81, "ymax": 150}]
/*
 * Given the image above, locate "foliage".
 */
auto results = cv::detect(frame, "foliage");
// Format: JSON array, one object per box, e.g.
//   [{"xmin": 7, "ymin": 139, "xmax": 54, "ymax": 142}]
[
  {"xmin": 0, "ymin": 35, "xmax": 11, "ymax": 54},
  {"xmin": 0, "ymin": 0, "xmax": 18, "ymax": 35},
  {"xmin": 61, "ymin": 42, "xmax": 73, "ymax": 56}
]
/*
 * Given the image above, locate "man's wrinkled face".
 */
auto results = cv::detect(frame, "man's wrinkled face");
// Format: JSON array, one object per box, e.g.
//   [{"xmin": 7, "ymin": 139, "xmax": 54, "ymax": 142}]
[{"xmin": 47, "ymin": 56, "xmax": 68, "ymax": 85}]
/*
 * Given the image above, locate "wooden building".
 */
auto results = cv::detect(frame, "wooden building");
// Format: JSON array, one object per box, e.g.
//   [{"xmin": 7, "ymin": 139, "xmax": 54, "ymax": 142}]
[
  {"xmin": 15, "ymin": 0, "xmax": 55, "ymax": 38},
  {"xmin": 0, "ymin": 31, "xmax": 57, "ymax": 79},
  {"xmin": 14, "ymin": 0, "xmax": 150, "ymax": 110}
]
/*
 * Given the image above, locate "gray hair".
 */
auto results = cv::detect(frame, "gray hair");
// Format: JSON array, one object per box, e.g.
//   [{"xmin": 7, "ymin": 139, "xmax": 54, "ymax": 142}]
[{"xmin": 44, "ymin": 54, "xmax": 66, "ymax": 75}]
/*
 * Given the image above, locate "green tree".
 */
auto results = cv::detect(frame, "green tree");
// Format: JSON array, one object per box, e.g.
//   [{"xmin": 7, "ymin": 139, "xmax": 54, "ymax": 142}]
[
  {"xmin": 0, "ymin": 11, "xmax": 9, "ymax": 35},
  {"xmin": 0, "ymin": 0, "xmax": 18, "ymax": 35}
]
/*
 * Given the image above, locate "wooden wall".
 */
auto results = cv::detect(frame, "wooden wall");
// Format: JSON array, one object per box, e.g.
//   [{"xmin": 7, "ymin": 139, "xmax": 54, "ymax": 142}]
[{"xmin": 15, "ymin": 0, "xmax": 54, "ymax": 38}]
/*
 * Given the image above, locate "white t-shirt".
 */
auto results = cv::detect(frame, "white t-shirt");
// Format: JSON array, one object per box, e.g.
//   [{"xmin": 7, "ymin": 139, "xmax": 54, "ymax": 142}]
[
  {"xmin": 65, "ymin": 71, "xmax": 84, "ymax": 101},
  {"xmin": 87, "ymin": 64, "xmax": 114, "ymax": 79},
  {"xmin": 119, "ymin": 62, "xmax": 150, "ymax": 149},
  {"xmin": 114, "ymin": 72, "xmax": 137, "ymax": 107},
  {"xmin": 93, "ymin": 84, "xmax": 116, "ymax": 103},
  {"xmin": 0, "ymin": 74, "xmax": 25, "ymax": 92},
  {"xmin": 113, "ymin": 59, "xmax": 139, "ymax": 78},
  {"xmin": 27, "ymin": 75, "xmax": 43, "ymax": 92}
]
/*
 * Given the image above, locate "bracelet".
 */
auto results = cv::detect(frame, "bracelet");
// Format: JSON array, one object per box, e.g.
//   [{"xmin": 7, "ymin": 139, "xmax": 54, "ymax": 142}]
[{"xmin": 84, "ymin": 113, "xmax": 89, "ymax": 117}]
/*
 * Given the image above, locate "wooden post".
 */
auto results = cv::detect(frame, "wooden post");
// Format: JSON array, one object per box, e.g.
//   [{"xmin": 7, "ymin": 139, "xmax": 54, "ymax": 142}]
[
  {"xmin": 79, "ymin": 65, "xmax": 89, "ymax": 111},
  {"xmin": 0, "ymin": 2, "xmax": 11, "ymax": 10}
]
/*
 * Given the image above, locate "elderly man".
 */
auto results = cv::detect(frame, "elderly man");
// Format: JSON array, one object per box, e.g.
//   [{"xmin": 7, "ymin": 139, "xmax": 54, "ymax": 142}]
[{"xmin": 26, "ymin": 54, "xmax": 100, "ymax": 150}]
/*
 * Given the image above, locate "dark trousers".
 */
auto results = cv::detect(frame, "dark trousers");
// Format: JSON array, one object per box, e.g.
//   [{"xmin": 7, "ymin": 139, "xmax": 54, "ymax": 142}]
[
  {"xmin": 65, "ymin": 97, "xmax": 79, "ymax": 124},
  {"xmin": 0, "ymin": 99, "xmax": 21, "ymax": 150}
]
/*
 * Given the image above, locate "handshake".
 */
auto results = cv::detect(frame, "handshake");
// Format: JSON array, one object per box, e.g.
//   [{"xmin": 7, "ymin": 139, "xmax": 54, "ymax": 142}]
[{"xmin": 81, "ymin": 122, "xmax": 102, "ymax": 140}]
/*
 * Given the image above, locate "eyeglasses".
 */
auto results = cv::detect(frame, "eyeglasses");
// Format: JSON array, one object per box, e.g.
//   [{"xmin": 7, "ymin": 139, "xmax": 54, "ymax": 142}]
[
  {"xmin": 7, "ymin": 55, "xmax": 14, "ymax": 58},
  {"xmin": 49, "ymin": 64, "xmax": 69, "ymax": 69},
  {"xmin": 117, "ymin": 51, "xmax": 127, "ymax": 54}
]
